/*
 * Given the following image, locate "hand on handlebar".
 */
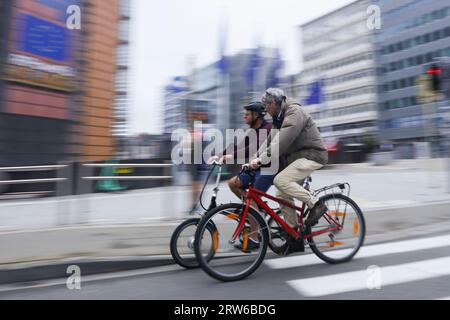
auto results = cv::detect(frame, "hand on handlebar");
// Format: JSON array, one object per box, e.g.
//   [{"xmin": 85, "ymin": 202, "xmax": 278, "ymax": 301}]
[
  {"xmin": 242, "ymin": 158, "xmax": 262, "ymax": 171},
  {"xmin": 221, "ymin": 154, "xmax": 233, "ymax": 164},
  {"xmin": 207, "ymin": 155, "xmax": 233, "ymax": 166},
  {"xmin": 250, "ymin": 158, "xmax": 262, "ymax": 169},
  {"xmin": 207, "ymin": 156, "xmax": 220, "ymax": 165}
]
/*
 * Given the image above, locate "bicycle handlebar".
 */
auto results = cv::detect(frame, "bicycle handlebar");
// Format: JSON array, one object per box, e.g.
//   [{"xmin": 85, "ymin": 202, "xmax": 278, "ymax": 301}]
[{"xmin": 239, "ymin": 161, "xmax": 262, "ymax": 175}]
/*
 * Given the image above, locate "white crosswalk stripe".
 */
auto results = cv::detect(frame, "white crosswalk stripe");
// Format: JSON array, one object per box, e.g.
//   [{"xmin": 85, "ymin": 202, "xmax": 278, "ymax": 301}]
[
  {"xmin": 262, "ymin": 235, "xmax": 450, "ymax": 298},
  {"xmin": 287, "ymin": 257, "xmax": 450, "ymax": 297},
  {"xmin": 265, "ymin": 234, "xmax": 450, "ymax": 270}
]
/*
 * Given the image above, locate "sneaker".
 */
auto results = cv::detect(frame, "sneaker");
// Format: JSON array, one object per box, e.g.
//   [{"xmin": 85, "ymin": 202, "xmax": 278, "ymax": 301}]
[
  {"xmin": 234, "ymin": 238, "xmax": 260, "ymax": 253},
  {"xmin": 283, "ymin": 236, "xmax": 305, "ymax": 256},
  {"xmin": 305, "ymin": 202, "xmax": 328, "ymax": 227}
]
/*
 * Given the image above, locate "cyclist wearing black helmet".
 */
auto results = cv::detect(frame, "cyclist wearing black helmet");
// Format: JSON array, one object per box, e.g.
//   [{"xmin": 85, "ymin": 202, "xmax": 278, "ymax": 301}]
[
  {"xmin": 208, "ymin": 103, "xmax": 271, "ymax": 195},
  {"xmin": 209, "ymin": 102, "xmax": 286, "ymax": 251},
  {"xmin": 225, "ymin": 102, "xmax": 275, "ymax": 199}
]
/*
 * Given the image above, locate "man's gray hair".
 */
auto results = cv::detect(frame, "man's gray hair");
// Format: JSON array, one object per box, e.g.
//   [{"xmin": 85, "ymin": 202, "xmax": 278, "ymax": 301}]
[{"xmin": 262, "ymin": 88, "xmax": 286, "ymax": 105}]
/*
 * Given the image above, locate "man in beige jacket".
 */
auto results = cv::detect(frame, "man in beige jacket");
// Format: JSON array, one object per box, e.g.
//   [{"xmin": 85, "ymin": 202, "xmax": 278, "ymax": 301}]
[{"xmin": 248, "ymin": 88, "xmax": 329, "ymax": 252}]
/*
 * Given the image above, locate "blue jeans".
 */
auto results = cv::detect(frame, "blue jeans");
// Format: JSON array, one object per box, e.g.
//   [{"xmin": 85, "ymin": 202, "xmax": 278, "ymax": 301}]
[{"xmin": 238, "ymin": 170, "xmax": 274, "ymax": 193}]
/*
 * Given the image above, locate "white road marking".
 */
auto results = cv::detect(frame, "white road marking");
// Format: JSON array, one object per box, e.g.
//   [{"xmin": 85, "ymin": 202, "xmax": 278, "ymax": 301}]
[
  {"xmin": 288, "ymin": 256, "xmax": 450, "ymax": 297},
  {"xmin": 265, "ymin": 234, "xmax": 450, "ymax": 270},
  {"xmin": 0, "ymin": 264, "xmax": 182, "ymax": 293}
]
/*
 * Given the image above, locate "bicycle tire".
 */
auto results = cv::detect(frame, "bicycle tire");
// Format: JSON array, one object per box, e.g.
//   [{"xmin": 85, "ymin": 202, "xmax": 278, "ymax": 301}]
[
  {"xmin": 170, "ymin": 218, "xmax": 216, "ymax": 269},
  {"xmin": 307, "ymin": 193, "xmax": 366, "ymax": 264},
  {"xmin": 194, "ymin": 203, "xmax": 269, "ymax": 282}
]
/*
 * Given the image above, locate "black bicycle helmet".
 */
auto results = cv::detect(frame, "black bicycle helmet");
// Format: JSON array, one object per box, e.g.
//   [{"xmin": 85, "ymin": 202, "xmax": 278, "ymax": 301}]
[{"xmin": 243, "ymin": 101, "xmax": 266, "ymax": 117}]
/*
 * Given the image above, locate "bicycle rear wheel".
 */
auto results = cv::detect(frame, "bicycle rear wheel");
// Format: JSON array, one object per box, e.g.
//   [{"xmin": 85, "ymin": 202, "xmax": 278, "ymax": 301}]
[
  {"xmin": 307, "ymin": 194, "xmax": 366, "ymax": 264},
  {"xmin": 194, "ymin": 203, "xmax": 269, "ymax": 282}
]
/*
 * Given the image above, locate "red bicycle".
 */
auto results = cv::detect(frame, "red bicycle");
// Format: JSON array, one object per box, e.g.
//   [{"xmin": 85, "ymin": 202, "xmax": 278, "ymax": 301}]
[{"xmin": 194, "ymin": 168, "xmax": 366, "ymax": 282}]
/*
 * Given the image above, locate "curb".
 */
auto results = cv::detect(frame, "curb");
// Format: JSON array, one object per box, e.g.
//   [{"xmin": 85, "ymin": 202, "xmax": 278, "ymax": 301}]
[{"xmin": 0, "ymin": 256, "xmax": 175, "ymax": 286}]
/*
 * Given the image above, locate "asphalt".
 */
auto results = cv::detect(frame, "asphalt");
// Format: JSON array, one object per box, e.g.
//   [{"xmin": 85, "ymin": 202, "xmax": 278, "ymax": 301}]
[
  {"xmin": 1, "ymin": 231, "xmax": 450, "ymax": 300},
  {"xmin": 1, "ymin": 202, "xmax": 450, "ymax": 287}
]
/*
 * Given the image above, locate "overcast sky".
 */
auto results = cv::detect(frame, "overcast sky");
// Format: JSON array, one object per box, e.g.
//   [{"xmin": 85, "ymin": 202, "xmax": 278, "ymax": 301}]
[{"xmin": 128, "ymin": 0, "xmax": 355, "ymax": 135}]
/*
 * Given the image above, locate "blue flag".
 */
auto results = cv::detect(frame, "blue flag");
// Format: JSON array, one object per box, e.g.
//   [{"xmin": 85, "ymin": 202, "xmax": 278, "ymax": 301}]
[
  {"xmin": 167, "ymin": 76, "xmax": 187, "ymax": 93},
  {"xmin": 305, "ymin": 79, "xmax": 325, "ymax": 105}
]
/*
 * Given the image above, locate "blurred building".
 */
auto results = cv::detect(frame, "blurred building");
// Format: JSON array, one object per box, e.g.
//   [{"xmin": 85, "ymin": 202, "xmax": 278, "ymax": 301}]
[
  {"xmin": 297, "ymin": 0, "xmax": 379, "ymax": 146},
  {"xmin": 77, "ymin": 0, "xmax": 122, "ymax": 162},
  {"xmin": 124, "ymin": 134, "xmax": 171, "ymax": 160},
  {"xmin": 163, "ymin": 76, "xmax": 190, "ymax": 134},
  {"xmin": 0, "ymin": 2, "xmax": 11, "ymax": 107},
  {"xmin": 114, "ymin": 0, "xmax": 132, "ymax": 158},
  {"xmin": 280, "ymin": 73, "xmax": 303, "ymax": 100},
  {"xmin": 0, "ymin": 0, "xmax": 124, "ymax": 166},
  {"xmin": 163, "ymin": 47, "xmax": 284, "ymax": 134},
  {"xmin": 190, "ymin": 63, "xmax": 225, "ymax": 133},
  {"xmin": 374, "ymin": 0, "xmax": 450, "ymax": 155},
  {"xmin": 0, "ymin": 0, "xmax": 79, "ymax": 165},
  {"xmin": 226, "ymin": 47, "xmax": 284, "ymax": 131}
]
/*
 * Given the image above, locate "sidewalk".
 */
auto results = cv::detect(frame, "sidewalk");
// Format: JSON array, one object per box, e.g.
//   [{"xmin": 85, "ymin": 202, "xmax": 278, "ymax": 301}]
[
  {"xmin": 1, "ymin": 158, "xmax": 449, "ymax": 231},
  {"xmin": 327, "ymin": 157, "xmax": 449, "ymax": 172},
  {"xmin": 0, "ymin": 200, "xmax": 449, "ymax": 285}
]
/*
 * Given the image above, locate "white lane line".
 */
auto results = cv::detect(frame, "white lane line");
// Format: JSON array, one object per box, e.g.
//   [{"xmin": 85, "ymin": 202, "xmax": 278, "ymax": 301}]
[
  {"xmin": 436, "ymin": 296, "xmax": 450, "ymax": 300},
  {"xmin": 288, "ymin": 257, "xmax": 450, "ymax": 297},
  {"xmin": 0, "ymin": 264, "xmax": 182, "ymax": 293},
  {"xmin": 265, "ymin": 234, "xmax": 450, "ymax": 270}
]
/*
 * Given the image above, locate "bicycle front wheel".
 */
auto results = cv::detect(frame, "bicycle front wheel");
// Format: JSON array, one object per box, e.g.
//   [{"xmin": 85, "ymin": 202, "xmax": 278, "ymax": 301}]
[
  {"xmin": 307, "ymin": 194, "xmax": 366, "ymax": 264},
  {"xmin": 194, "ymin": 203, "xmax": 269, "ymax": 282},
  {"xmin": 170, "ymin": 218, "xmax": 216, "ymax": 269}
]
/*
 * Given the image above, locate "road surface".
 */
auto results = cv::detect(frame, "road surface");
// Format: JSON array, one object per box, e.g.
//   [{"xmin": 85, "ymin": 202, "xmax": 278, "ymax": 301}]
[{"xmin": 1, "ymin": 232, "xmax": 450, "ymax": 300}]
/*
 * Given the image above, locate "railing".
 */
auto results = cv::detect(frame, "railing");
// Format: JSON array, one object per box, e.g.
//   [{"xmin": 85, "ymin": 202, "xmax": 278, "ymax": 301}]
[
  {"xmin": 0, "ymin": 162, "xmax": 174, "ymax": 198},
  {"xmin": 80, "ymin": 163, "xmax": 173, "ymax": 183},
  {"xmin": 74, "ymin": 162, "xmax": 175, "ymax": 224},
  {"xmin": 0, "ymin": 165, "xmax": 69, "ymax": 191},
  {"xmin": 81, "ymin": 163, "xmax": 173, "ymax": 181},
  {"xmin": 0, "ymin": 162, "xmax": 177, "ymax": 226},
  {"xmin": 0, "ymin": 165, "xmax": 69, "ymax": 199}
]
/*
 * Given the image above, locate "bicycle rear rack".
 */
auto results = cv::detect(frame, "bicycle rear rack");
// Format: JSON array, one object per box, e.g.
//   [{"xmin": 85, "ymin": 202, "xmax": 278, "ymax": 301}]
[
  {"xmin": 308, "ymin": 182, "xmax": 352, "ymax": 227},
  {"xmin": 312, "ymin": 182, "xmax": 351, "ymax": 199}
]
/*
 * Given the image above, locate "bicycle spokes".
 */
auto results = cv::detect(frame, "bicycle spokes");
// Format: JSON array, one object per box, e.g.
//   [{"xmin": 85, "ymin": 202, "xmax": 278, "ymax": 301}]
[
  {"xmin": 195, "ymin": 204, "xmax": 268, "ymax": 281},
  {"xmin": 308, "ymin": 195, "xmax": 364, "ymax": 261}
]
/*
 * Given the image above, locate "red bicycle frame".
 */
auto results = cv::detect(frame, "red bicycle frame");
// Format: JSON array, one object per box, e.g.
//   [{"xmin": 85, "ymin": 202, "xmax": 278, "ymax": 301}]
[{"xmin": 231, "ymin": 185, "xmax": 344, "ymax": 242}]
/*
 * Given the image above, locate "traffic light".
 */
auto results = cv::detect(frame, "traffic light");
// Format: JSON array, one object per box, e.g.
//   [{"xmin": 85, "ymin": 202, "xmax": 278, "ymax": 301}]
[{"xmin": 427, "ymin": 64, "xmax": 442, "ymax": 92}]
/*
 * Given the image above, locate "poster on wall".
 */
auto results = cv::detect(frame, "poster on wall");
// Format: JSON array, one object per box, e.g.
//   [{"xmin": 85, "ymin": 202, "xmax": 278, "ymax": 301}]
[
  {"xmin": 4, "ymin": 13, "xmax": 76, "ymax": 92},
  {"xmin": 1, "ymin": 0, "xmax": 80, "ymax": 119}
]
